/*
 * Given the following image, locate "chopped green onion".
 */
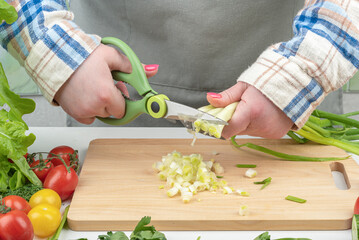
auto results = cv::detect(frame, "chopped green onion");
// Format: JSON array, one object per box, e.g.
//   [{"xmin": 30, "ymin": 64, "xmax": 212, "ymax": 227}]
[
  {"xmin": 245, "ymin": 169, "xmax": 257, "ymax": 178},
  {"xmin": 239, "ymin": 205, "xmax": 249, "ymax": 216},
  {"xmin": 236, "ymin": 189, "xmax": 250, "ymax": 197},
  {"xmin": 285, "ymin": 195, "xmax": 307, "ymax": 203},
  {"xmin": 254, "ymin": 177, "xmax": 272, "ymax": 190},
  {"xmin": 260, "ymin": 181, "xmax": 271, "ymax": 190},
  {"xmin": 236, "ymin": 164, "xmax": 257, "ymax": 168},
  {"xmin": 253, "ymin": 177, "xmax": 272, "ymax": 185},
  {"xmin": 212, "ymin": 162, "xmax": 224, "ymax": 175},
  {"xmin": 153, "ymin": 151, "xmax": 232, "ymax": 203}
]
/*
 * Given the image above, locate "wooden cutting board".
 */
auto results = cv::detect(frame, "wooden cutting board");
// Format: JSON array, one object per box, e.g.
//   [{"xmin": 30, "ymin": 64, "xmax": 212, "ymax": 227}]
[{"xmin": 67, "ymin": 138, "xmax": 359, "ymax": 231}]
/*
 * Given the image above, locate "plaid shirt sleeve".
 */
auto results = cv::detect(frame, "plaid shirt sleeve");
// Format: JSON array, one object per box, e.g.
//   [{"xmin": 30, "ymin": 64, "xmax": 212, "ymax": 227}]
[
  {"xmin": 0, "ymin": 0, "xmax": 101, "ymax": 103},
  {"xmin": 237, "ymin": 0, "xmax": 359, "ymax": 129}
]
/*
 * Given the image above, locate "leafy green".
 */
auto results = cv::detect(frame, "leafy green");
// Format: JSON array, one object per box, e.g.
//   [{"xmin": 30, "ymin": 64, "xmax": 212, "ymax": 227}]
[
  {"xmin": 253, "ymin": 232, "xmax": 312, "ymax": 240},
  {"xmin": 0, "ymin": 63, "xmax": 41, "ymax": 191},
  {"xmin": 78, "ymin": 216, "xmax": 167, "ymax": 240},
  {"xmin": 0, "ymin": 0, "xmax": 18, "ymax": 24},
  {"xmin": 131, "ymin": 216, "xmax": 166, "ymax": 240},
  {"xmin": 98, "ymin": 231, "xmax": 129, "ymax": 240},
  {"xmin": 254, "ymin": 232, "xmax": 271, "ymax": 240},
  {"xmin": 1, "ymin": 183, "xmax": 42, "ymax": 201}
]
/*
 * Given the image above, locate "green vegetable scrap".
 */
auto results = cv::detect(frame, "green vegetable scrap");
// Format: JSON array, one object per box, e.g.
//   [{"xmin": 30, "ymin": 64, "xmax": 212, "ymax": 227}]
[
  {"xmin": 253, "ymin": 231, "xmax": 312, "ymax": 240},
  {"xmin": 254, "ymin": 177, "xmax": 272, "ymax": 190},
  {"xmin": 285, "ymin": 195, "xmax": 307, "ymax": 204},
  {"xmin": 0, "ymin": 63, "xmax": 41, "ymax": 193},
  {"xmin": 0, "ymin": 0, "xmax": 18, "ymax": 24},
  {"xmin": 236, "ymin": 164, "xmax": 257, "ymax": 168}
]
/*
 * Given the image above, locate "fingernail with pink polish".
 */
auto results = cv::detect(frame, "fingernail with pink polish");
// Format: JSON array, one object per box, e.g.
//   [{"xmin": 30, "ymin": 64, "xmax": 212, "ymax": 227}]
[
  {"xmin": 145, "ymin": 64, "xmax": 159, "ymax": 71},
  {"xmin": 207, "ymin": 92, "xmax": 222, "ymax": 99}
]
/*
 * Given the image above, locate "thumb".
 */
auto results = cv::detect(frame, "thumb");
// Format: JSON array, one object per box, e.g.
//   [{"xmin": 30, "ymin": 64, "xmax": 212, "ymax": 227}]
[
  {"xmin": 207, "ymin": 82, "xmax": 249, "ymax": 108},
  {"xmin": 143, "ymin": 64, "xmax": 159, "ymax": 78}
]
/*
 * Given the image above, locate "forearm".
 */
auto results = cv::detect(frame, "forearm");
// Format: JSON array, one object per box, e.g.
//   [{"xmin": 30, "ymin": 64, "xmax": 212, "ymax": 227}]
[
  {"xmin": 237, "ymin": 0, "xmax": 359, "ymax": 129},
  {"xmin": 0, "ymin": 0, "xmax": 101, "ymax": 103}
]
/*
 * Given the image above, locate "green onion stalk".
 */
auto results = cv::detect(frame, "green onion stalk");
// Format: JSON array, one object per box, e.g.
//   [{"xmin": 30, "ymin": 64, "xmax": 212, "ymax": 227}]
[
  {"xmin": 230, "ymin": 137, "xmax": 349, "ymax": 162},
  {"xmin": 290, "ymin": 109, "xmax": 359, "ymax": 156}
]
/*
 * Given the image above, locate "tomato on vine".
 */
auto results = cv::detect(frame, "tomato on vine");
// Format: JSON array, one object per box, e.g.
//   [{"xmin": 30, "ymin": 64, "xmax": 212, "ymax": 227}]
[
  {"xmin": 44, "ymin": 165, "xmax": 79, "ymax": 201},
  {"xmin": 1, "ymin": 195, "xmax": 31, "ymax": 214},
  {"xmin": 47, "ymin": 145, "xmax": 79, "ymax": 171},
  {"xmin": 29, "ymin": 159, "xmax": 54, "ymax": 183}
]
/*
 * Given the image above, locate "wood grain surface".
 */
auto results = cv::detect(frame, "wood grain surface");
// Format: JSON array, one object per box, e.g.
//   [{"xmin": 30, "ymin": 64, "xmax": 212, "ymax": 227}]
[{"xmin": 67, "ymin": 138, "xmax": 359, "ymax": 231}]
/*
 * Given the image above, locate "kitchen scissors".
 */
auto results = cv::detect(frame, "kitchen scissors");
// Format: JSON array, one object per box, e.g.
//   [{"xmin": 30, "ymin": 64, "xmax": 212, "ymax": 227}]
[{"xmin": 97, "ymin": 37, "xmax": 227, "ymax": 134}]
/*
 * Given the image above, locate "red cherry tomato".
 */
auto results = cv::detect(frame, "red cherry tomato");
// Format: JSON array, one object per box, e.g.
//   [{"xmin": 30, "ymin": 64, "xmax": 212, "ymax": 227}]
[
  {"xmin": 44, "ymin": 165, "xmax": 79, "ymax": 201},
  {"xmin": 47, "ymin": 145, "xmax": 78, "ymax": 169},
  {"xmin": 1, "ymin": 196, "xmax": 31, "ymax": 214},
  {"xmin": 354, "ymin": 197, "xmax": 359, "ymax": 214},
  {"xmin": 0, "ymin": 210, "xmax": 34, "ymax": 240},
  {"xmin": 29, "ymin": 160, "xmax": 54, "ymax": 183}
]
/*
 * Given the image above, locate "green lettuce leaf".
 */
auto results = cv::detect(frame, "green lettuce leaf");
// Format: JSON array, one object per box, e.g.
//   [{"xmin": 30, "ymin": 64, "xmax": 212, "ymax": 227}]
[
  {"xmin": 0, "ymin": 157, "xmax": 11, "ymax": 191},
  {"xmin": 0, "ymin": 63, "xmax": 36, "ymax": 126},
  {"xmin": 0, "ymin": 63, "xmax": 41, "ymax": 187},
  {"xmin": 0, "ymin": 0, "xmax": 18, "ymax": 24}
]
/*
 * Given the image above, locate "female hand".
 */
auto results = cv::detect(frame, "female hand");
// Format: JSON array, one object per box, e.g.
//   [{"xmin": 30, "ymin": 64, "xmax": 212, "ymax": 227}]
[
  {"xmin": 54, "ymin": 44, "xmax": 158, "ymax": 124},
  {"xmin": 207, "ymin": 82, "xmax": 293, "ymax": 139}
]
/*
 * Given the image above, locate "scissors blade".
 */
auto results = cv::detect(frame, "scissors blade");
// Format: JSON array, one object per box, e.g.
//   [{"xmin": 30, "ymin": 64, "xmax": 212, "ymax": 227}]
[{"xmin": 163, "ymin": 100, "xmax": 228, "ymax": 125}]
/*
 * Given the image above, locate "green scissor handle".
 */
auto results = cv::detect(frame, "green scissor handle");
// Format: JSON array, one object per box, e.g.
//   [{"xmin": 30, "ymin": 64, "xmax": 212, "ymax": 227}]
[{"xmin": 97, "ymin": 37, "xmax": 169, "ymax": 125}]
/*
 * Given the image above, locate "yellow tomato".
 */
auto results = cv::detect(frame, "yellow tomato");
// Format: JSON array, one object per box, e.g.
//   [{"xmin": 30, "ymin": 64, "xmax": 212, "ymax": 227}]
[
  {"xmin": 29, "ymin": 189, "xmax": 62, "ymax": 209},
  {"xmin": 28, "ymin": 204, "xmax": 61, "ymax": 238}
]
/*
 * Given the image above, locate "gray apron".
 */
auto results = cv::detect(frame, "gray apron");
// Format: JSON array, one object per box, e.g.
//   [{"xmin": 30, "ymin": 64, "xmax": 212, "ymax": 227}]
[{"xmin": 68, "ymin": 0, "xmax": 342, "ymax": 127}]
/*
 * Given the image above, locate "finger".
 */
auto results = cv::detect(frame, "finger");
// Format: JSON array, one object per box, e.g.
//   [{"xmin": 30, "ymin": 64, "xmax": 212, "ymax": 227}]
[
  {"xmin": 115, "ymin": 81, "xmax": 130, "ymax": 98},
  {"xmin": 144, "ymin": 64, "xmax": 159, "ymax": 78},
  {"xmin": 221, "ymin": 100, "xmax": 251, "ymax": 139},
  {"xmin": 102, "ymin": 44, "xmax": 132, "ymax": 73},
  {"xmin": 207, "ymin": 82, "xmax": 249, "ymax": 108},
  {"xmin": 103, "ymin": 87, "xmax": 126, "ymax": 119},
  {"xmin": 75, "ymin": 117, "xmax": 96, "ymax": 125}
]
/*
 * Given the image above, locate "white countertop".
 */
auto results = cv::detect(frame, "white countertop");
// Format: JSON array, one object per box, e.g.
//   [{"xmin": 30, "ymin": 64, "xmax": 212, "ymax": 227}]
[{"xmin": 28, "ymin": 127, "xmax": 352, "ymax": 240}]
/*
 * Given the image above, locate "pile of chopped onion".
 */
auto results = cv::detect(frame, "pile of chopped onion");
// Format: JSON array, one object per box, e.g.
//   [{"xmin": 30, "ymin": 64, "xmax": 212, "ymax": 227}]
[{"xmin": 153, "ymin": 151, "xmax": 230, "ymax": 203}]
